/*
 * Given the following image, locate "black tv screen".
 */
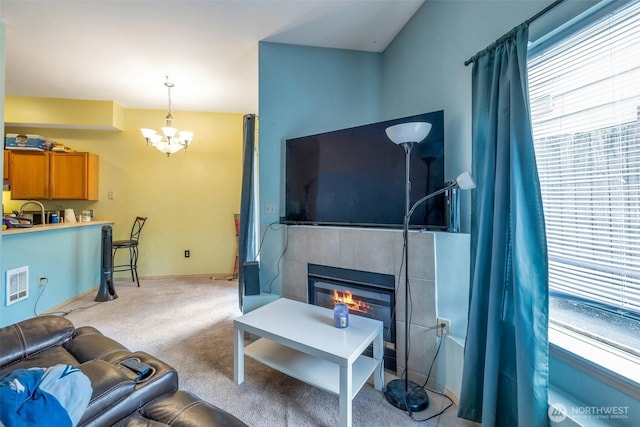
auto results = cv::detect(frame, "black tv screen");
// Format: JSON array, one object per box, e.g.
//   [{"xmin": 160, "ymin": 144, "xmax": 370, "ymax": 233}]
[{"xmin": 284, "ymin": 111, "xmax": 445, "ymax": 229}]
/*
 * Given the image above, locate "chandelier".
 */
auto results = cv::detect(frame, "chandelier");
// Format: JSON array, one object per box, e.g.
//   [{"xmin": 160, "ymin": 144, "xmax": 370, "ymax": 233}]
[{"xmin": 140, "ymin": 78, "xmax": 194, "ymax": 156}]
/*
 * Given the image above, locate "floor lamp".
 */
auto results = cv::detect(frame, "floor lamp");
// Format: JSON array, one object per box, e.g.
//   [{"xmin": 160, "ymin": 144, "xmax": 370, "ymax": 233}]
[{"xmin": 384, "ymin": 121, "xmax": 476, "ymax": 413}]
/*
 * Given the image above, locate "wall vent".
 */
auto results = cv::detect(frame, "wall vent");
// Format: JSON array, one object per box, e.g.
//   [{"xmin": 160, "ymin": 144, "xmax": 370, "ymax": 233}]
[{"xmin": 6, "ymin": 266, "xmax": 29, "ymax": 306}]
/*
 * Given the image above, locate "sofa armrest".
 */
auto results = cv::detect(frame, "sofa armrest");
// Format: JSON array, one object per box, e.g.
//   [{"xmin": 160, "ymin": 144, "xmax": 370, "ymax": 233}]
[
  {"xmin": 78, "ymin": 359, "xmax": 137, "ymax": 425},
  {"xmin": 64, "ymin": 326, "xmax": 131, "ymax": 363},
  {"xmin": 79, "ymin": 352, "xmax": 179, "ymax": 427},
  {"xmin": 0, "ymin": 315, "xmax": 75, "ymax": 368}
]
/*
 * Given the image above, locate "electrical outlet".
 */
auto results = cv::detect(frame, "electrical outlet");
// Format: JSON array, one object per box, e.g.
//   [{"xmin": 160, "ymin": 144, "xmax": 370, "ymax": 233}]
[
  {"xmin": 38, "ymin": 277, "xmax": 47, "ymax": 287},
  {"xmin": 436, "ymin": 317, "xmax": 450, "ymax": 337},
  {"xmin": 108, "ymin": 191, "xmax": 115, "ymax": 200},
  {"xmin": 264, "ymin": 203, "xmax": 276, "ymax": 214},
  {"xmin": 184, "ymin": 250, "xmax": 190, "ymax": 258}
]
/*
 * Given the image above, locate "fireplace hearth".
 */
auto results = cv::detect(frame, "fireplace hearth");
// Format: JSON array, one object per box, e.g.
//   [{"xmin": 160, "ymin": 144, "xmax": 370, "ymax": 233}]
[{"xmin": 307, "ymin": 263, "xmax": 396, "ymax": 371}]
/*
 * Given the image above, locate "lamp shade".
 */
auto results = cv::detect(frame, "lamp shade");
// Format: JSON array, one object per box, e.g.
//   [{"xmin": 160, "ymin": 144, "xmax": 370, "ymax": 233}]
[
  {"xmin": 152, "ymin": 140, "xmax": 187, "ymax": 156},
  {"xmin": 140, "ymin": 128, "xmax": 157, "ymax": 138},
  {"xmin": 179, "ymin": 131, "xmax": 194, "ymax": 143},
  {"xmin": 455, "ymin": 171, "xmax": 476, "ymax": 190},
  {"xmin": 385, "ymin": 122, "xmax": 432, "ymax": 145},
  {"xmin": 162, "ymin": 126, "xmax": 178, "ymax": 138}
]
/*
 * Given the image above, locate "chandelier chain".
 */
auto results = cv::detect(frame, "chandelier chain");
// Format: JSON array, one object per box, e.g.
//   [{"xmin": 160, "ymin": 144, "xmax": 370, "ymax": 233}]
[
  {"xmin": 165, "ymin": 77, "xmax": 175, "ymax": 123},
  {"xmin": 166, "ymin": 82, "xmax": 174, "ymax": 115}
]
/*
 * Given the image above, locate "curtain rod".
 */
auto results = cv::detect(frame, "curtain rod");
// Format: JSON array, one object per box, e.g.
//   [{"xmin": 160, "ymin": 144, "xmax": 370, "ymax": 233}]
[{"xmin": 464, "ymin": 0, "xmax": 565, "ymax": 66}]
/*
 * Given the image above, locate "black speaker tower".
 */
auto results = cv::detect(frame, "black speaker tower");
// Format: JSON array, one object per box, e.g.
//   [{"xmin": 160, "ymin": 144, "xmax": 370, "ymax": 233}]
[
  {"xmin": 243, "ymin": 261, "xmax": 260, "ymax": 296},
  {"xmin": 95, "ymin": 225, "xmax": 118, "ymax": 302}
]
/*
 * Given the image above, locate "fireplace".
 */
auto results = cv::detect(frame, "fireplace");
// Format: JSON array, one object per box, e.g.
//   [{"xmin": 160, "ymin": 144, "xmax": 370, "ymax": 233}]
[{"xmin": 307, "ymin": 263, "xmax": 396, "ymax": 371}]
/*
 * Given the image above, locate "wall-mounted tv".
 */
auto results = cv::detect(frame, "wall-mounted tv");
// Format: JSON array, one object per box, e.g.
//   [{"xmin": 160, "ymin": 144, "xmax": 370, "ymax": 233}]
[{"xmin": 284, "ymin": 110, "xmax": 445, "ymax": 229}]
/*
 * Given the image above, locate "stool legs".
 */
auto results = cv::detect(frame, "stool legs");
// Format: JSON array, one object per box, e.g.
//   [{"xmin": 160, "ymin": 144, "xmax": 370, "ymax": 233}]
[
  {"xmin": 131, "ymin": 245, "xmax": 140, "ymax": 287},
  {"xmin": 112, "ymin": 244, "xmax": 140, "ymax": 287}
]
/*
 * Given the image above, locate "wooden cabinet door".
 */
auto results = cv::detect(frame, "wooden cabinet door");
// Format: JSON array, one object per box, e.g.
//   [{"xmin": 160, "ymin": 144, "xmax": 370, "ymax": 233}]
[
  {"xmin": 49, "ymin": 152, "xmax": 99, "ymax": 200},
  {"xmin": 3, "ymin": 150, "xmax": 9, "ymax": 181},
  {"xmin": 9, "ymin": 151, "xmax": 49, "ymax": 199}
]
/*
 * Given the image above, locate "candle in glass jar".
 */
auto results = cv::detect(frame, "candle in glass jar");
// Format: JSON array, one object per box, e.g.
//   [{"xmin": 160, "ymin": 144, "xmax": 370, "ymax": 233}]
[{"xmin": 333, "ymin": 303, "xmax": 349, "ymax": 328}]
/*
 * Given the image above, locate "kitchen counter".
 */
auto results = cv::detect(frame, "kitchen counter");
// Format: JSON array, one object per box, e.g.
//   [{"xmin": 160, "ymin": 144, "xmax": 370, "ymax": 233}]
[
  {"xmin": 2, "ymin": 220, "xmax": 114, "ymax": 235},
  {"xmin": 1, "ymin": 218, "xmax": 114, "ymax": 327}
]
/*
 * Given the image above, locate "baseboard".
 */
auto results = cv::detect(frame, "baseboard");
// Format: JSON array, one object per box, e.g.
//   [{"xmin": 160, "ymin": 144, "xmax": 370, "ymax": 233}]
[
  {"xmin": 43, "ymin": 286, "xmax": 98, "ymax": 315},
  {"xmin": 42, "ymin": 274, "xmax": 235, "ymax": 315},
  {"xmin": 116, "ymin": 273, "xmax": 234, "ymax": 282},
  {"xmin": 443, "ymin": 388, "xmax": 483, "ymax": 426},
  {"xmin": 444, "ymin": 386, "xmax": 459, "ymax": 406}
]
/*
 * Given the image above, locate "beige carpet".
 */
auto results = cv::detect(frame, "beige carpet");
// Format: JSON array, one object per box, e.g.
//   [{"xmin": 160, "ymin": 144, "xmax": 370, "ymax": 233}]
[{"xmin": 59, "ymin": 276, "xmax": 473, "ymax": 427}]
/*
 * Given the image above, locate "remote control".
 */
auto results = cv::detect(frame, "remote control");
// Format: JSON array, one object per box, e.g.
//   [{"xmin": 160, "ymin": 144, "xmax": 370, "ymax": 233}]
[
  {"xmin": 117, "ymin": 364, "xmax": 140, "ymax": 381},
  {"xmin": 120, "ymin": 358, "xmax": 152, "ymax": 380}
]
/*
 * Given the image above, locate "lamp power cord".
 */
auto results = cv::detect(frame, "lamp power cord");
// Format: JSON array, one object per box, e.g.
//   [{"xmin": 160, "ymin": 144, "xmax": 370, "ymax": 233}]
[{"xmin": 403, "ymin": 322, "xmax": 454, "ymax": 422}]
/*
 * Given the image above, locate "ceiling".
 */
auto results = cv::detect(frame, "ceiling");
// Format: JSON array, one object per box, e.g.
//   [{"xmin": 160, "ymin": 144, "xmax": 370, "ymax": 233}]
[{"xmin": 1, "ymin": 0, "xmax": 424, "ymax": 114}]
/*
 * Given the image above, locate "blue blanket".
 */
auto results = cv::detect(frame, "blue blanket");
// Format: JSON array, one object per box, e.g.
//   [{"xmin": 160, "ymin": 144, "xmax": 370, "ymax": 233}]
[{"xmin": 0, "ymin": 364, "xmax": 92, "ymax": 427}]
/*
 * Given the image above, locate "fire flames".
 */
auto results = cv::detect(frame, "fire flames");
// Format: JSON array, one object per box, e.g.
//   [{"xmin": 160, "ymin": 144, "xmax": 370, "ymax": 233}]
[{"xmin": 333, "ymin": 290, "xmax": 372, "ymax": 314}]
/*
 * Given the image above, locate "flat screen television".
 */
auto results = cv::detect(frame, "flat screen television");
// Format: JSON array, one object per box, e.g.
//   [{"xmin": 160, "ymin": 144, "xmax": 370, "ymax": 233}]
[{"xmin": 284, "ymin": 110, "xmax": 445, "ymax": 229}]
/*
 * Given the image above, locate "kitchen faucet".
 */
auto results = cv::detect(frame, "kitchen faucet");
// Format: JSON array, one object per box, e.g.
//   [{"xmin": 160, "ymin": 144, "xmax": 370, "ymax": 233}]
[{"xmin": 19, "ymin": 200, "xmax": 46, "ymax": 225}]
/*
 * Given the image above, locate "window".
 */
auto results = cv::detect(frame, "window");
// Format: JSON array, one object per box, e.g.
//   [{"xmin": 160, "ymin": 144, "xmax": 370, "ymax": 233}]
[{"xmin": 528, "ymin": 0, "xmax": 640, "ymax": 375}]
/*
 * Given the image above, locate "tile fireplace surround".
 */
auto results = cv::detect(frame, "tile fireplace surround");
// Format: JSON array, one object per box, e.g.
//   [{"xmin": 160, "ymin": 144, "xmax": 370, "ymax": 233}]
[{"xmin": 281, "ymin": 225, "xmax": 468, "ymax": 390}]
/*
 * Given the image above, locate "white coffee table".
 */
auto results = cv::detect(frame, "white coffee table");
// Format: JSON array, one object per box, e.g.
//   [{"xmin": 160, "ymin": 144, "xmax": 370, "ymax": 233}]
[{"xmin": 234, "ymin": 298, "xmax": 384, "ymax": 427}]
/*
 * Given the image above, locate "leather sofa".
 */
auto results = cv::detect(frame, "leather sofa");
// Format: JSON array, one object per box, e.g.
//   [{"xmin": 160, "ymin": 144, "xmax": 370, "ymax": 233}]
[{"xmin": 0, "ymin": 315, "xmax": 246, "ymax": 427}]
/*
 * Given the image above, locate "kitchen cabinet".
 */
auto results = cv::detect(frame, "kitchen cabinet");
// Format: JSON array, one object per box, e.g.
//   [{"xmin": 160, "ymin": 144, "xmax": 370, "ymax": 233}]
[
  {"xmin": 3, "ymin": 150, "xmax": 9, "ymax": 181},
  {"xmin": 50, "ymin": 152, "xmax": 99, "ymax": 200},
  {"xmin": 8, "ymin": 151, "xmax": 99, "ymax": 200},
  {"xmin": 8, "ymin": 151, "xmax": 49, "ymax": 199}
]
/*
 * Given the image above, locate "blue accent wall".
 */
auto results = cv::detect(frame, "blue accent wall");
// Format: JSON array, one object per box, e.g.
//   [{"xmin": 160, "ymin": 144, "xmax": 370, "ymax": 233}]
[
  {"xmin": 1, "ymin": 225, "xmax": 107, "ymax": 327},
  {"xmin": 379, "ymin": 0, "xmax": 555, "ymax": 233},
  {"xmin": 257, "ymin": 42, "xmax": 383, "ymax": 294}
]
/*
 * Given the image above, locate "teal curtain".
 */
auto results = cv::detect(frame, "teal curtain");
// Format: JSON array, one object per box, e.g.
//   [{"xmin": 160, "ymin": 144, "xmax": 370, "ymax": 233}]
[
  {"xmin": 458, "ymin": 24, "xmax": 549, "ymax": 427},
  {"xmin": 238, "ymin": 114, "xmax": 258, "ymax": 311}
]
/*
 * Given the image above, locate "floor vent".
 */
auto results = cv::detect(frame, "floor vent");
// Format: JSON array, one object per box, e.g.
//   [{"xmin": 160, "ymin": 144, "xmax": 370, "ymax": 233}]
[{"xmin": 6, "ymin": 266, "xmax": 29, "ymax": 306}]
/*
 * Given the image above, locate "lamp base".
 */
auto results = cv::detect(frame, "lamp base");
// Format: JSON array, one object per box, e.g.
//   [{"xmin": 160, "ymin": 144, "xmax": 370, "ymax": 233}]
[{"xmin": 384, "ymin": 379, "xmax": 429, "ymax": 412}]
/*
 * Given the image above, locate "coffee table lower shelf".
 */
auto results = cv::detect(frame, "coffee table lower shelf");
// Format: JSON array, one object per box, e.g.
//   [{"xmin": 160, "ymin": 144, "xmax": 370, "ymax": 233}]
[{"xmin": 245, "ymin": 338, "xmax": 379, "ymax": 398}]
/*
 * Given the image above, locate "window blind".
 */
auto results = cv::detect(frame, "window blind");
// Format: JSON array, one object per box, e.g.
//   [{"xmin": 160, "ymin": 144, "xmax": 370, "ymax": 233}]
[{"xmin": 528, "ymin": 0, "xmax": 640, "ymax": 317}]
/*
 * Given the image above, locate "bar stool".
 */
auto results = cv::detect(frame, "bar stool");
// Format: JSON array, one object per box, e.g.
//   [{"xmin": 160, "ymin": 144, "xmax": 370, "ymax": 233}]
[{"xmin": 112, "ymin": 216, "xmax": 147, "ymax": 287}]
